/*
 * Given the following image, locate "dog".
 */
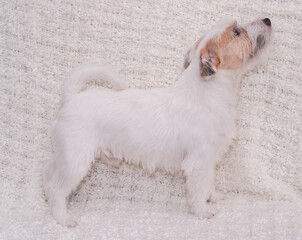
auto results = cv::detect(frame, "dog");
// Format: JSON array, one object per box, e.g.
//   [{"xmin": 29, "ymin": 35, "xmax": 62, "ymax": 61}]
[{"xmin": 44, "ymin": 18, "xmax": 272, "ymax": 227}]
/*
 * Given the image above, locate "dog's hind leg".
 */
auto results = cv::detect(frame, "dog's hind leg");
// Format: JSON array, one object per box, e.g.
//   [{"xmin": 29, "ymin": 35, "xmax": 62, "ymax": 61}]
[{"xmin": 46, "ymin": 125, "xmax": 95, "ymax": 227}]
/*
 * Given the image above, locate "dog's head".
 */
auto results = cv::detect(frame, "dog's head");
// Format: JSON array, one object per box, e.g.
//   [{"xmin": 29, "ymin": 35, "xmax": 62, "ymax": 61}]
[{"xmin": 184, "ymin": 18, "xmax": 272, "ymax": 79}]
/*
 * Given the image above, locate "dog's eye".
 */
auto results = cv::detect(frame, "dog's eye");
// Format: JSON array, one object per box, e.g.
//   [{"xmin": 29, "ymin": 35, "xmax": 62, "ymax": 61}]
[{"xmin": 233, "ymin": 28, "xmax": 241, "ymax": 36}]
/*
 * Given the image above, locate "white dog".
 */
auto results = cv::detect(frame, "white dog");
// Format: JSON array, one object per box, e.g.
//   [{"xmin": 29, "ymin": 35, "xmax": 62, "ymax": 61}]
[{"xmin": 44, "ymin": 18, "xmax": 272, "ymax": 227}]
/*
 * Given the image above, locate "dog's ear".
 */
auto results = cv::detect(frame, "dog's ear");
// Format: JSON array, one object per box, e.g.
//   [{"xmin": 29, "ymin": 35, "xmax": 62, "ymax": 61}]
[
  {"xmin": 183, "ymin": 48, "xmax": 193, "ymax": 70},
  {"xmin": 200, "ymin": 50, "xmax": 220, "ymax": 78},
  {"xmin": 184, "ymin": 37, "xmax": 204, "ymax": 70}
]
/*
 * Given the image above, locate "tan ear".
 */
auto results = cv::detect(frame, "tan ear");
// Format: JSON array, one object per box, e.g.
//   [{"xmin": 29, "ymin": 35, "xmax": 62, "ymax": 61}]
[
  {"xmin": 200, "ymin": 49, "xmax": 220, "ymax": 77},
  {"xmin": 183, "ymin": 51, "xmax": 190, "ymax": 69},
  {"xmin": 183, "ymin": 48, "xmax": 193, "ymax": 69}
]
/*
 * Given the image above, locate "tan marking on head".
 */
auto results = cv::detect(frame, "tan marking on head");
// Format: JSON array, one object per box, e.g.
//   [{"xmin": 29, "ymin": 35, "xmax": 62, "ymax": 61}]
[{"xmin": 200, "ymin": 23, "xmax": 253, "ymax": 70}]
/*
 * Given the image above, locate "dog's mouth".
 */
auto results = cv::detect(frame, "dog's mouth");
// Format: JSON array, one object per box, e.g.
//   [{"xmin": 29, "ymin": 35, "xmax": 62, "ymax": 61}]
[
  {"xmin": 253, "ymin": 34, "xmax": 266, "ymax": 55},
  {"xmin": 246, "ymin": 18, "xmax": 272, "ymax": 58}
]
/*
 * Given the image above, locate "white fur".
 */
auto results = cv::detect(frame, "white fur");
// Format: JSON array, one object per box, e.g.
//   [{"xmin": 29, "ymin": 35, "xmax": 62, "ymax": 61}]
[{"xmin": 44, "ymin": 18, "xmax": 272, "ymax": 227}]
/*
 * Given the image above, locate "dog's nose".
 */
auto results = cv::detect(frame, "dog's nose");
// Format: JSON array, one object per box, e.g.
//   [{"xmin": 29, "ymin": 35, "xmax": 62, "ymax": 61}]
[{"xmin": 262, "ymin": 18, "xmax": 271, "ymax": 26}]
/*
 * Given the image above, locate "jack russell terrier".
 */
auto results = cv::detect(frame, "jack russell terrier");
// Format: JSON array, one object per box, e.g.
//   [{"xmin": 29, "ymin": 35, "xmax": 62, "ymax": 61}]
[{"xmin": 44, "ymin": 18, "xmax": 272, "ymax": 227}]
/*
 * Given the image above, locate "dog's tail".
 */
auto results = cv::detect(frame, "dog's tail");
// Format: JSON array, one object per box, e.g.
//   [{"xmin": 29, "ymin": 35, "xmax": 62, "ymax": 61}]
[{"xmin": 63, "ymin": 64, "xmax": 128, "ymax": 101}]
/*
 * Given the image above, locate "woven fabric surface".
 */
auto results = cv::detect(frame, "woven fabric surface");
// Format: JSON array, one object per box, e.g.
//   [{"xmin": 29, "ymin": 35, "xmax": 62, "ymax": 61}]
[{"xmin": 0, "ymin": 0, "xmax": 301, "ymax": 239}]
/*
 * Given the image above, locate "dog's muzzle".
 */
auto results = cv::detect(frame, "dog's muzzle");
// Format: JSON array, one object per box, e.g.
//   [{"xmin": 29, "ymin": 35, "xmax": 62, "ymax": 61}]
[{"xmin": 248, "ymin": 18, "xmax": 272, "ymax": 58}]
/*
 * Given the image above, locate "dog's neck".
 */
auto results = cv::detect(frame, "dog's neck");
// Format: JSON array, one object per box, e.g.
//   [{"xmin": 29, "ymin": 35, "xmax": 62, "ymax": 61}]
[
  {"xmin": 215, "ymin": 70, "xmax": 243, "ymax": 93},
  {"xmin": 176, "ymin": 67, "xmax": 242, "ymax": 98}
]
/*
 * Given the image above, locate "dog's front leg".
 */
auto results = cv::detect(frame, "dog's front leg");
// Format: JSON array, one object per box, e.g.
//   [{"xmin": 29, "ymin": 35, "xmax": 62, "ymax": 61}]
[{"xmin": 182, "ymin": 155, "xmax": 216, "ymax": 219}]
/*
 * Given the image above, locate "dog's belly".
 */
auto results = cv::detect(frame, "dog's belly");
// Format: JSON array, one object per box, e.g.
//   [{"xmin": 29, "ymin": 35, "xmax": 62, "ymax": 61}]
[{"xmin": 96, "ymin": 115, "xmax": 186, "ymax": 174}]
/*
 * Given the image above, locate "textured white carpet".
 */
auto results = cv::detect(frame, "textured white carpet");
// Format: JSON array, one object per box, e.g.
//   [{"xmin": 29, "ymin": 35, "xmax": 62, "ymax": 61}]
[{"xmin": 1, "ymin": 0, "xmax": 301, "ymax": 239}]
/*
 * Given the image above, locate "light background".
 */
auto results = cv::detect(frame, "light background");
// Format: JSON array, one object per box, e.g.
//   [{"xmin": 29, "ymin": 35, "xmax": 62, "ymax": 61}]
[{"xmin": 0, "ymin": 0, "xmax": 301, "ymax": 239}]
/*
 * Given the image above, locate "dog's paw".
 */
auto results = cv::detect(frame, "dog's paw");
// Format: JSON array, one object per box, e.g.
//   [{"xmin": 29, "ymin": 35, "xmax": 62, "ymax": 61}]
[
  {"xmin": 54, "ymin": 214, "xmax": 78, "ymax": 228},
  {"xmin": 65, "ymin": 216, "xmax": 78, "ymax": 228},
  {"xmin": 188, "ymin": 203, "xmax": 215, "ymax": 219}
]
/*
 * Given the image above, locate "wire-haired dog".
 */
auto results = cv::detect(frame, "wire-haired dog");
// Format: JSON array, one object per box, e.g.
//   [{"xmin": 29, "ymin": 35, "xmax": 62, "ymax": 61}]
[{"xmin": 44, "ymin": 18, "xmax": 272, "ymax": 227}]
